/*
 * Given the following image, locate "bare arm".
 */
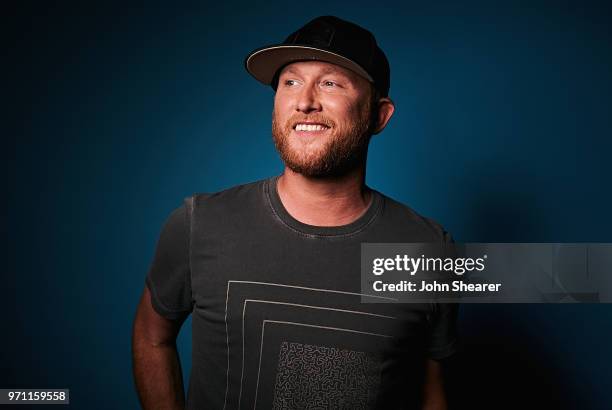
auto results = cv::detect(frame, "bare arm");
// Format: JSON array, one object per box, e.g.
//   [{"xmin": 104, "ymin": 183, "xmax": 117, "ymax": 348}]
[
  {"xmin": 132, "ymin": 286, "xmax": 187, "ymax": 410},
  {"xmin": 421, "ymin": 359, "xmax": 448, "ymax": 410}
]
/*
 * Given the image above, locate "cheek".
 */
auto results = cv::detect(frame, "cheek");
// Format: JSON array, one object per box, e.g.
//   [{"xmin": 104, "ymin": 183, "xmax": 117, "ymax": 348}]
[
  {"xmin": 324, "ymin": 95, "xmax": 364, "ymax": 118},
  {"xmin": 274, "ymin": 92, "xmax": 295, "ymax": 112},
  {"xmin": 274, "ymin": 100, "xmax": 293, "ymax": 121},
  {"xmin": 333, "ymin": 105, "xmax": 364, "ymax": 127},
  {"xmin": 272, "ymin": 105, "xmax": 290, "ymax": 127}
]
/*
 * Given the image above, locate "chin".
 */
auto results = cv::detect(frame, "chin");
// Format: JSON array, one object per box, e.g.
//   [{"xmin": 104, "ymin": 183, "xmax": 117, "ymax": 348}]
[{"xmin": 285, "ymin": 155, "xmax": 363, "ymax": 178}]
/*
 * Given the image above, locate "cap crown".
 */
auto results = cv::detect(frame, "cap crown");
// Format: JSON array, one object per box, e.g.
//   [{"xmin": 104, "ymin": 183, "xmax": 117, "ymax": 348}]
[
  {"xmin": 283, "ymin": 16, "xmax": 390, "ymax": 97},
  {"xmin": 246, "ymin": 16, "xmax": 390, "ymax": 97}
]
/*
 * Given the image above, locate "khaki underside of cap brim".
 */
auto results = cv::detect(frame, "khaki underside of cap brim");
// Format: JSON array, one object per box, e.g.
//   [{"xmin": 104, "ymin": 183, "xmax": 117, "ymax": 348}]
[{"xmin": 245, "ymin": 45, "xmax": 374, "ymax": 85}]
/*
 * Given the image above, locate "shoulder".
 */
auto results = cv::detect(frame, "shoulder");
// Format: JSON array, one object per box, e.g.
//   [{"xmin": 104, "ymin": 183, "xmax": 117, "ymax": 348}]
[
  {"xmin": 378, "ymin": 191, "xmax": 452, "ymax": 242},
  {"xmin": 184, "ymin": 178, "xmax": 270, "ymax": 222},
  {"xmin": 189, "ymin": 178, "xmax": 266, "ymax": 204},
  {"xmin": 160, "ymin": 203, "xmax": 188, "ymax": 233}
]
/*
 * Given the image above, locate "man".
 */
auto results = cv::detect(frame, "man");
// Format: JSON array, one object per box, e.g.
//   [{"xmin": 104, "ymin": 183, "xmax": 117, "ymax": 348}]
[{"xmin": 132, "ymin": 16, "xmax": 457, "ymax": 410}]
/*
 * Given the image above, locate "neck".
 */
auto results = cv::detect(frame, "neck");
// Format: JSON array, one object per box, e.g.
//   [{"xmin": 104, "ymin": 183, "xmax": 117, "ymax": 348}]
[{"xmin": 276, "ymin": 165, "xmax": 372, "ymax": 227}]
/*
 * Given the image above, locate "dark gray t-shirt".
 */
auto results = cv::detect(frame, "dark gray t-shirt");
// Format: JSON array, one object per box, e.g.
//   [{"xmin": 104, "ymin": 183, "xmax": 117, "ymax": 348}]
[{"xmin": 146, "ymin": 176, "xmax": 458, "ymax": 410}]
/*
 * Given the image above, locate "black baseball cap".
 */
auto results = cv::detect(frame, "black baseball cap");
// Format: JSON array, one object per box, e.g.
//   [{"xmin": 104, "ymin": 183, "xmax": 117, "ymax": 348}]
[{"xmin": 245, "ymin": 16, "xmax": 390, "ymax": 97}]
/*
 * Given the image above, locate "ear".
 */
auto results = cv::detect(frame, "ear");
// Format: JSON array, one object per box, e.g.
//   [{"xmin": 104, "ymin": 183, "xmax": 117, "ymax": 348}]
[{"xmin": 372, "ymin": 97, "xmax": 395, "ymax": 135}]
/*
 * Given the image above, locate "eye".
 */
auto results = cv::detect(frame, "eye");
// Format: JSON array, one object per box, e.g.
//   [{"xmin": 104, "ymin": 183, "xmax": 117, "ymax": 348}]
[
  {"xmin": 322, "ymin": 80, "xmax": 337, "ymax": 87},
  {"xmin": 283, "ymin": 79, "xmax": 298, "ymax": 86}
]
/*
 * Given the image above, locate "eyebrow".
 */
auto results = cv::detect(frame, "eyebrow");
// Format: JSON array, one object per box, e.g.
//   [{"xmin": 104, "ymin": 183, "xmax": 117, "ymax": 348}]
[{"xmin": 282, "ymin": 65, "xmax": 350, "ymax": 79}]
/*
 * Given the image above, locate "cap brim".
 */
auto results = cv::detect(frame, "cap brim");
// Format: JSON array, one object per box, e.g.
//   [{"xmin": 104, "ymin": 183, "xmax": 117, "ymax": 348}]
[{"xmin": 245, "ymin": 45, "xmax": 373, "ymax": 86}]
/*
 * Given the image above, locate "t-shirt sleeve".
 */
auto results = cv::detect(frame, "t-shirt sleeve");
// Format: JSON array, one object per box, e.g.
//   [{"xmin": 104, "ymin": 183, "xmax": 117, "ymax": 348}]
[
  {"xmin": 145, "ymin": 201, "xmax": 193, "ymax": 321},
  {"xmin": 426, "ymin": 302, "xmax": 459, "ymax": 360},
  {"xmin": 426, "ymin": 226, "xmax": 459, "ymax": 360}
]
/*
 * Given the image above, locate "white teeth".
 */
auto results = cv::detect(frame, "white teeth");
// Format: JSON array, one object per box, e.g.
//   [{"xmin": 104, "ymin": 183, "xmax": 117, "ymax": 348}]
[{"xmin": 295, "ymin": 123, "xmax": 328, "ymax": 132}]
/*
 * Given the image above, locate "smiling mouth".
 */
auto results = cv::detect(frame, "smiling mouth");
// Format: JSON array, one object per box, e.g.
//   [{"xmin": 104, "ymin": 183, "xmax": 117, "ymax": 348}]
[{"xmin": 293, "ymin": 123, "xmax": 331, "ymax": 132}]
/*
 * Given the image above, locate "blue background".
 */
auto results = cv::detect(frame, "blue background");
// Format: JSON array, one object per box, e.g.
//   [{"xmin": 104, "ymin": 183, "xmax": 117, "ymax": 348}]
[{"xmin": 4, "ymin": 1, "xmax": 612, "ymax": 408}]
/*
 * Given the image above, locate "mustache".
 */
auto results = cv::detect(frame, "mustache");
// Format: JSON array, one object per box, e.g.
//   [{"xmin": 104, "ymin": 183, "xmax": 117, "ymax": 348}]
[{"xmin": 286, "ymin": 115, "xmax": 335, "ymax": 129}]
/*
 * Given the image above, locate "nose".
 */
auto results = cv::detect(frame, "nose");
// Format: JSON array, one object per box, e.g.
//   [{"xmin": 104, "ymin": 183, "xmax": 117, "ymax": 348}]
[{"xmin": 296, "ymin": 83, "xmax": 322, "ymax": 114}]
